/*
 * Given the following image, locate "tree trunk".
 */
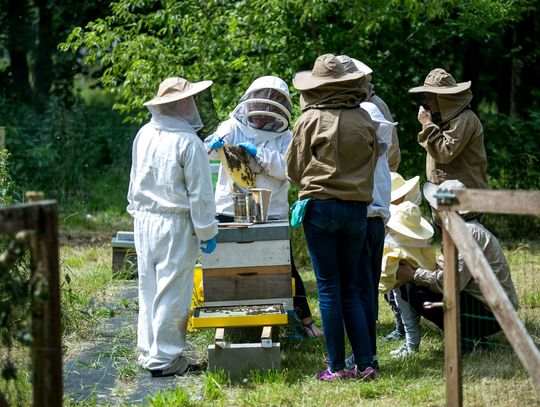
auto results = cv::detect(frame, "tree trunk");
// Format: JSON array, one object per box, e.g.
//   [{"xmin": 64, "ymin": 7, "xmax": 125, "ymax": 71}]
[
  {"xmin": 510, "ymin": 13, "xmax": 537, "ymax": 119},
  {"xmin": 496, "ymin": 28, "xmax": 513, "ymax": 115},
  {"xmin": 462, "ymin": 38, "xmax": 480, "ymax": 112},
  {"xmin": 7, "ymin": 0, "xmax": 32, "ymax": 99},
  {"xmin": 35, "ymin": 0, "xmax": 55, "ymax": 102}
]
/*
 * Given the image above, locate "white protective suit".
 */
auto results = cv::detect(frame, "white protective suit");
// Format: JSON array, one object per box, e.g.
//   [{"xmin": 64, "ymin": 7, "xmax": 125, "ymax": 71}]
[
  {"xmin": 360, "ymin": 102, "xmax": 394, "ymax": 223},
  {"xmin": 205, "ymin": 76, "xmax": 293, "ymax": 220},
  {"xmin": 127, "ymin": 109, "xmax": 218, "ymax": 374}
]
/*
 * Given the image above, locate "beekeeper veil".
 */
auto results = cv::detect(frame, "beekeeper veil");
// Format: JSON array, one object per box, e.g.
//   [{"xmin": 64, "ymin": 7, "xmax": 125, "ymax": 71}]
[
  {"xmin": 143, "ymin": 77, "xmax": 219, "ymax": 139},
  {"xmin": 232, "ymin": 76, "xmax": 292, "ymax": 133}
]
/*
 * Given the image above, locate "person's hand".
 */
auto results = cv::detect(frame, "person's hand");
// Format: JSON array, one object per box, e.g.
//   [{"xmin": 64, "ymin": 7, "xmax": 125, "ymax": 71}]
[
  {"xmin": 200, "ymin": 237, "xmax": 217, "ymax": 254},
  {"xmin": 237, "ymin": 142, "xmax": 257, "ymax": 157},
  {"xmin": 209, "ymin": 135, "xmax": 225, "ymax": 151},
  {"xmin": 418, "ymin": 105, "xmax": 433, "ymax": 126},
  {"xmin": 396, "ymin": 261, "xmax": 416, "ymax": 282}
]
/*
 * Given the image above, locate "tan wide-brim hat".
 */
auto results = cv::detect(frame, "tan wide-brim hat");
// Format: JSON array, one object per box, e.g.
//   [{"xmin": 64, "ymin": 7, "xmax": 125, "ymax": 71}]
[
  {"xmin": 293, "ymin": 54, "xmax": 365, "ymax": 91},
  {"xmin": 391, "ymin": 172, "xmax": 420, "ymax": 202},
  {"xmin": 409, "ymin": 68, "xmax": 471, "ymax": 94},
  {"xmin": 387, "ymin": 201, "xmax": 434, "ymax": 240},
  {"xmin": 143, "ymin": 77, "xmax": 213, "ymax": 106}
]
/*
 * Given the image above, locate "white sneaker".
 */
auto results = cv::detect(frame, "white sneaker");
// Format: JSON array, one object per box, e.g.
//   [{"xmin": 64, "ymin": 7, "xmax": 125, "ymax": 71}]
[{"xmin": 390, "ymin": 343, "xmax": 418, "ymax": 358}]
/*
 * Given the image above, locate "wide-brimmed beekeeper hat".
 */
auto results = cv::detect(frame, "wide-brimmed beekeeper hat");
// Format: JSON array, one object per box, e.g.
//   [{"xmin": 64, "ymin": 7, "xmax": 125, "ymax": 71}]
[
  {"xmin": 423, "ymin": 179, "xmax": 469, "ymax": 215},
  {"xmin": 409, "ymin": 68, "xmax": 471, "ymax": 94},
  {"xmin": 387, "ymin": 201, "xmax": 434, "ymax": 240},
  {"xmin": 293, "ymin": 54, "xmax": 365, "ymax": 91},
  {"xmin": 336, "ymin": 55, "xmax": 373, "ymax": 76},
  {"xmin": 143, "ymin": 77, "xmax": 213, "ymax": 106},
  {"xmin": 391, "ymin": 172, "xmax": 420, "ymax": 203}
]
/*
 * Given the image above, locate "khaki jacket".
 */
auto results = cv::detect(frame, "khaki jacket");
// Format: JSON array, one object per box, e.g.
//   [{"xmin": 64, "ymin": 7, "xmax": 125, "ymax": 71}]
[
  {"xmin": 418, "ymin": 90, "xmax": 488, "ymax": 188},
  {"xmin": 413, "ymin": 220, "xmax": 519, "ymax": 310},
  {"xmin": 286, "ymin": 81, "xmax": 379, "ymax": 202}
]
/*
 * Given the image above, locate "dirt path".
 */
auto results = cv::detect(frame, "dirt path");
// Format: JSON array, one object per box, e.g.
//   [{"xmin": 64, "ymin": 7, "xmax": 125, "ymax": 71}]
[{"xmin": 63, "ymin": 281, "xmax": 204, "ymax": 405}]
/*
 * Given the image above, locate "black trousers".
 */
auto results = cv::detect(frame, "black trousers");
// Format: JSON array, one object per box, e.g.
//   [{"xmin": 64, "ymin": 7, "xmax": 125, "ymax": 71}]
[{"xmin": 404, "ymin": 285, "xmax": 501, "ymax": 351}]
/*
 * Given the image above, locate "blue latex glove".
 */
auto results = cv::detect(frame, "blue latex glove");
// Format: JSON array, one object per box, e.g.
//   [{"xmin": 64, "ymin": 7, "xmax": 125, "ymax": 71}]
[
  {"xmin": 237, "ymin": 142, "xmax": 257, "ymax": 157},
  {"xmin": 209, "ymin": 135, "xmax": 225, "ymax": 151},
  {"xmin": 200, "ymin": 237, "xmax": 217, "ymax": 254}
]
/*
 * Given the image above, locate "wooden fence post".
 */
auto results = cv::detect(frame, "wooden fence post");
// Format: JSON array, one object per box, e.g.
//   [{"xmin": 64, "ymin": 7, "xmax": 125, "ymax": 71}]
[
  {"xmin": 22, "ymin": 195, "xmax": 62, "ymax": 407},
  {"xmin": 442, "ymin": 212, "xmax": 463, "ymax": 407},
  {"xmin": 33, "ymin": 202, "xmax": 62, "ymax": 407},
  {"xmin": 0, "ymin": 127, "xmax": 5, "ymax": 149},
  {"xmin": 25, "ymin": 191, "xmax": 45, "ymax": 203}
]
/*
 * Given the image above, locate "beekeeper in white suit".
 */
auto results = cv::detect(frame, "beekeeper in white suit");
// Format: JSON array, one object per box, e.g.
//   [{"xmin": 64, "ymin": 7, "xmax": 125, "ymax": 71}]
[
  {"xmin": 205, "ymin": 75, "xmax": 292, "ymax": 221},
  {"xmin": 127, "ymin": 77, "xmax": 219, "ymax": 377},
  {"xmin": 204, "ymin": 76, "xmax": 323, "ymax": 338}
]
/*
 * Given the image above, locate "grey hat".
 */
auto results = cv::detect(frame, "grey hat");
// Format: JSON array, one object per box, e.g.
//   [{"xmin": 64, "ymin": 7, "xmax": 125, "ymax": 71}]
[
  {"xmin": 336, "ymin": 55, "xmax": 373, "ymax": 75},
  {"xmin": 423, "ymin": 180, "xmax": 468, "ymax": 213}
]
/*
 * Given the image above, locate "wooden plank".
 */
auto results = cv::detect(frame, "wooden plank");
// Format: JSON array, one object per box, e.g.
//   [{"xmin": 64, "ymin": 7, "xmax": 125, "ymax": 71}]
[
  {"xmin": 201, "ymin": 240, "xmax": 290, "ymax": 269},
  {"xmin": 0, "ymin": 201, "xmax": 55, "ymax": 235},
  {"xmin": 442, "ymin": 219, "xmax": 462, "ymax": 407},
  {"xmin": 445, "ymin": 211, "xmax": 540, "ymax": 391},
  {"xmin": 203, "ymin": 265, "xmax": 291, "ymax": 278},
  {"xmin": 438, "ymin": 189, "xmax": 540, "ymax": 216},
  {"xmin": 203, "ymin": 274, "xmax": 292, "ymax": 302},
  {"xmin": 261, "ymin": 326, "xmax": 272, "ymax": 348},
  {"xmin": 215, "ymin": 328, "xmax": 226, "ymax": 349}
]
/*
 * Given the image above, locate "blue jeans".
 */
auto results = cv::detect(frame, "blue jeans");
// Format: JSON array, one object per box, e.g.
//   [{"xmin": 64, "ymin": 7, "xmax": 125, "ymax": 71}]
[
  {"xmin": 303, "ymin": 199, "xmax": 372, "ymax": 371},
  {"xmin": 358, "ymin": 216, "xmax": 386, "ymax": 358}
]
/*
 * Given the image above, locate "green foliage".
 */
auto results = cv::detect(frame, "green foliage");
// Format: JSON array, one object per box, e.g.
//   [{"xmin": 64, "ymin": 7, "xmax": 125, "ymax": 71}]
[
  {"xmin": 483, "ymin": 111, "xmax": 540, "ymax": 189},
  {"xmin": 0, "ymin": 148, "xmax": 14, "ymax": 204},
  {"xmin": 60, "ymin": 0, "xmax": 535, "ymax": 121},
  {"xmin": 0, "ymin": 239, "xmax": 32, "ymax": 402}
]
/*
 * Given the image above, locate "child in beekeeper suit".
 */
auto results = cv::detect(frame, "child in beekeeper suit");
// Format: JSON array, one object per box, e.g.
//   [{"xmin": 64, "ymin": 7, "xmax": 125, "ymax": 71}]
[
  {"xmin": 379, "ymin": 201, "xmax": 436, "ymax": 357},
  {"xmin": 383, "ymin": 172, "xmax": 422, "ymax": 342}
]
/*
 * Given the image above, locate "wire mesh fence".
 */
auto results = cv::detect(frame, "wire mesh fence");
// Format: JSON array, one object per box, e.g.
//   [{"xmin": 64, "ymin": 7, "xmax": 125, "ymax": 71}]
[
  {"xmin": 437, "ymin": 189, "xmax": 540, "ymax": 406},
  {"xmin": 461, "ymin": 238, "xmax": 540, "ymax": 406}
]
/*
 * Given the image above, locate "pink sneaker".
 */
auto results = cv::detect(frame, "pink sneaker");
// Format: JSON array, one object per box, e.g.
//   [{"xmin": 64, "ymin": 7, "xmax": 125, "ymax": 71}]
[
  {"xmin": 316, "ymin": 367, "xmax": 349, "ymax": 382},
  {"xmin": 349, "ymin": 365, "xmax": 377, "ymax": 381}
]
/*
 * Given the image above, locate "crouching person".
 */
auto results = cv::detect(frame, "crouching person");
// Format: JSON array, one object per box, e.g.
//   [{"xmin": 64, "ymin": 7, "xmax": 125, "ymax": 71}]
[
  {"xmin": 127, "ymin": 77, "xmax": 219, "ymax": 377},
  {"xmin": 396, "ymin": 180, "xmax": 519, "ymax": 353}
]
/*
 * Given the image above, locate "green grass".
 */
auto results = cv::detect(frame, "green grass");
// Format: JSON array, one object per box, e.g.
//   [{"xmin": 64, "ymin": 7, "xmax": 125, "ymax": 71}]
[{"xmin": 2, "ymin": 230, "xmax": 539, "ymax": 406}]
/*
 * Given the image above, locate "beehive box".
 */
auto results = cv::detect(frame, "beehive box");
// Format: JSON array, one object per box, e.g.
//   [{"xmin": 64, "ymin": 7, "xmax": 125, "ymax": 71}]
[{"xmin": 200, "ymin": 221, "xmax": 292, "ymax": 306}]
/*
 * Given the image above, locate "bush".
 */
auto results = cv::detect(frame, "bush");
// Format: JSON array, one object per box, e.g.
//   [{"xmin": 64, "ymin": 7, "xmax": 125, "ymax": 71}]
[{"xmin": 483, "ymin": 111, "xmax": 540, "ymax": 190}]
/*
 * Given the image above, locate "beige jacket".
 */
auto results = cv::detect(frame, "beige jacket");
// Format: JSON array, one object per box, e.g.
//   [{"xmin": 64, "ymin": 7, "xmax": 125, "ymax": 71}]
[
  {"xmin": 286, "ymin": 81, "xmax": 379, "ymax": 202},
  {"xmin": 413, "ymin": 220, "xmax": 519, "ymax": 310},
  {"xmin": 418, "ymin": 90, "xmax": 488, "ymax": 189}
]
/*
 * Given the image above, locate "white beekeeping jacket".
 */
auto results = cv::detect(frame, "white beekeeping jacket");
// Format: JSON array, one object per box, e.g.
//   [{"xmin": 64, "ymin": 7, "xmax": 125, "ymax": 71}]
[{"xmin": 127, "ymin": 111, "xmax": 218, "ymax": 241}]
